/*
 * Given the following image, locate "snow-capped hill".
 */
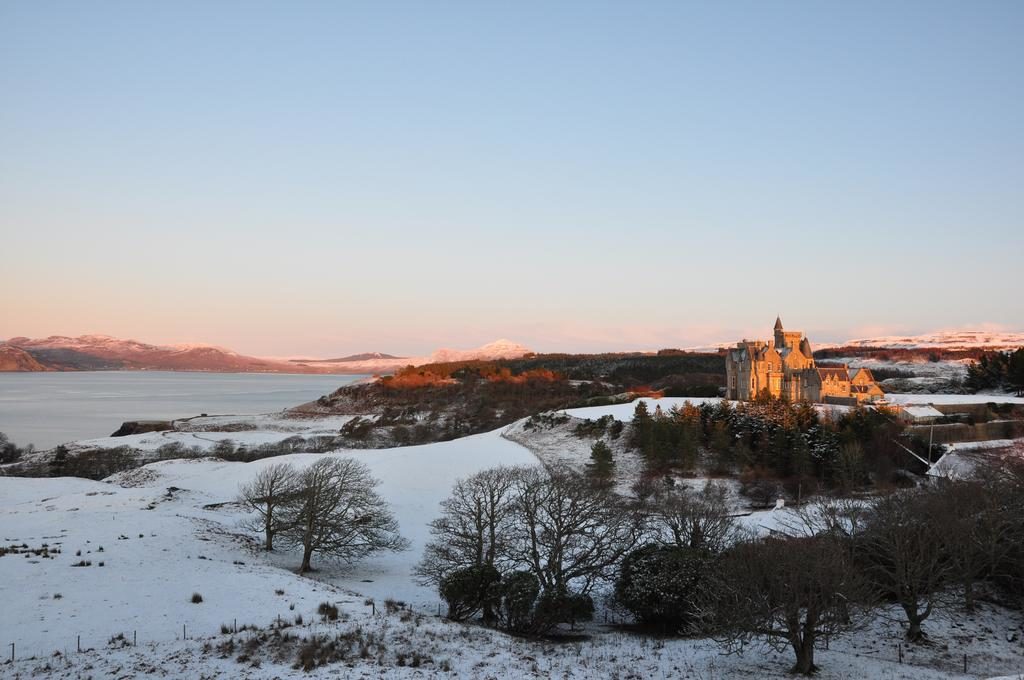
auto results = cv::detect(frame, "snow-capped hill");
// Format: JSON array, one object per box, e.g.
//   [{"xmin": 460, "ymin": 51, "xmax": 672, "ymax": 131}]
[
  {"xmin": 3, "ymin": 335, "xmax": 282, "ymax": 373},
  {"xmin": 166, "ymin": 342, "xmax": 238, "ymax": 355},
  {"xmin": 3, "ymin": 333, "xmax": 535, "ymax": 375},
  {"xmin": 8, "ymin": 334, "xmax": 152, "ymax": 354},
  {"xmin": 6, "ymin": 334, "xmax": 231, "ymax": 356},
  {"xmin": 429, "ymin": 339, "xmax": 532, "ymax": 363},
  {"xmin": 842, "ymin": 330, "xmax": 1024, "ymax": 350}
]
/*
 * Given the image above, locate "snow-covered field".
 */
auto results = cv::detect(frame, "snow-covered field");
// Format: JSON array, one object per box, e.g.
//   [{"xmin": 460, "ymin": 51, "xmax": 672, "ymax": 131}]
[
  {"xmin": 562, "ymin": 397, "xmax": 722, "ymax": 421},
  {"xmin": 4, "ymin": 416, "xmax": 1024, "ymax": 679},
  {"xmin": 562, "ymin": 397, "xmax": 852, "ymax": 422},
  {"xmin": 836, "ymin": 357, "xmax": 970, "ymax": 378},
  {"xmin": 0, "ymin": 430, "xmax": 536, "ymax": 663},
  {"xmin": 841, "ymin": 330, "xmax": 1024, "ymax": 350}
]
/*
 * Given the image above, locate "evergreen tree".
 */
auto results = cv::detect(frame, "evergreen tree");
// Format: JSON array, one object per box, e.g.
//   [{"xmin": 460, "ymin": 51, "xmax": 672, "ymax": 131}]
[
  {"xmin": 49, "ymin": 445, "xmax": 68, "ymax": 477},
  {"xmin": 1009, "ymin": 348, "xmax": 1024, "ymax": 396},
  {"xmin": 588, "ymin": 440, "xmax": 615, "ymax": 483}
]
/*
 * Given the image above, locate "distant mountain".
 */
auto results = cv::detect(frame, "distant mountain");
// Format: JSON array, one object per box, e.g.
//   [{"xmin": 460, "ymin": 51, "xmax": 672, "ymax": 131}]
[
  {"xmin": 429, "ymin": 339, "xmax": 532, "ymax": 363},
  {"xmin": 296, "ymin": 352, "xmax": 403, "ymax": 364},
  {"xmin": 840, "ymin": 330, "xmax": 1024, "ymax": 350},
  {"xmin": 287, "ymin": 339, "xmax": 533, "ymax": 374},
  {"xmin": 0, "ymin": 344, "xmax": 49, "ymax": 372},
  {"xmin": 1, "ymin": 335, "xmax": 533, "ymax": 374},
  {"xmin": 2, "ymin": 335, "xmax": 298, "ymax": 373}
]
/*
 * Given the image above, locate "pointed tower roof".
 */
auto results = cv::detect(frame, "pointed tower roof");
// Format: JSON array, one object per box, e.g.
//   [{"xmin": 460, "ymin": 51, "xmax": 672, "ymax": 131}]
[{"xmin": 774, "ymin": 316, "xmax": 783, "ymax": 330}]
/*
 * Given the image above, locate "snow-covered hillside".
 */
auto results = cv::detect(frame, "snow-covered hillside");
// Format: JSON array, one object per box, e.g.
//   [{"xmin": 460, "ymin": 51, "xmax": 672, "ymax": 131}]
[
  {"xmin": 4, "ymin": 419, "xmax": 1024, "ymax": 679},
  {"xmin": 842, "ymin": 330, "xmax": 1024, "ymax": 350},
  {"xmin": 2, "ymin": 335, "xmax": 533, "ymax": 375},
  {"xmin": 0, "ymin": 431, "xmax": 536, "ymax": 661}
]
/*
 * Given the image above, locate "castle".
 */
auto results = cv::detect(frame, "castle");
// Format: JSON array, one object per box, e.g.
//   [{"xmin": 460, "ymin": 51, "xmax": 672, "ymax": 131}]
[{"xmin": 724, "ymin": 317, "xmax": 884, "ymax": 405}]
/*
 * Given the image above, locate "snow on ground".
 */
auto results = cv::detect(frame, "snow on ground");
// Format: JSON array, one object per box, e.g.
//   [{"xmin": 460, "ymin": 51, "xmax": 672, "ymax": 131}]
[
  {"xmin": 563, "ymin": 396, "xmax": 853, "ymax": 423},
  {"xmin": 929, "ymin": 438, "xmax": 1024, "ymax": 479},
  {"xmin": 562, "ymin": 397, "xmax": 722, "ymax": 421},
  {"xmin": 174, "ymin": 412, "xmax": 358, "ymax": 434},
  {"xmin": 835, "ymin": 357, "xmax": 970, "ymax": 378},
  {"xmin": 565, "ymin": 393, "xmax": 1024, "ymax": 422},
  {"xmin": 842, "ymin": 330, "xmax": 1024, "ymax": 350},
  {"xmin": 60, "ymin": 413, "xmax": 362, "ymax": 459},
  {"xmin": 503, "ymin": 417, "xmax": 646, "ymax": 496},
  {"xmin": 0, "ymin": 429, "xmax": 536, "ymax": 663},
  {"xmin": 12, "ymin": 607, "xmax": 1021, "ymax": 680},
  {"xmin": 4, "ymin": 419, "xmax": 1024, "ymax": 679},
  {"xmin": 887, "ymin": 394, "xmax": 1024, "ymax": 405}
]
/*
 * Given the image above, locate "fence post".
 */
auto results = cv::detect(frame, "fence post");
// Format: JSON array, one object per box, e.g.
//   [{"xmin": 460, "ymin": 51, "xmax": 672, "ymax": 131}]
[
  {"xmin": 898, "ymin": 643, "xmax": 903, "ymax": 663},
  {"xmin": 234, "ymin": 618, "xmax": 237, "ymax": 634},
  {"xmin": 9, "ymin": 642, "xmax": 13, "ymax": 662},
  {"xmin": 371, "ymin": 601, "xmax": 375, "ymax": 616},
  {"xmin": 183, "ymin": 624, "xmax": 186, "ymax": 640},
  {"xmin": 963, "ymin": 654, "xmax": 967, "ymax": 673},
  {"xmin": 77, "ymin": 635, "xmax": 80, "ymax": 653},
  {"xmin": 133, "ymin": 631, "xmax": 137, "ymax": 647}
]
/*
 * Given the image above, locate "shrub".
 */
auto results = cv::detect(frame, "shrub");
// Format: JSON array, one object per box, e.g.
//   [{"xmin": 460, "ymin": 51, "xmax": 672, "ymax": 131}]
[
  {"xmin": 317, "ymin": 602, "xmax": 339, "ymax": 621},
  {"xmin": 615, "ymin": 544, "xmax": 714, "ymax": 631},
  {"xmin": 440, "ymin": 564, "xmax": 502, "ymax": 621},
  {"xmin": 496, "ymin": 570, "xmax": 539, "ymax": 633},
  {"xmin": 191, "ymin": 592, "xmax": 204, "ymax": 604},
  {"xmin": 532, "ymin": 589, "xmax": 594, "ymax": 632}
]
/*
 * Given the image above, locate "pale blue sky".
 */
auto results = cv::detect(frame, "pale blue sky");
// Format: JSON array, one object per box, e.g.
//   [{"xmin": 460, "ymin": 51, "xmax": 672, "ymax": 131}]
[{"xmin": 2, "ymin": 1, "xmax": 1022, "ymax": 356}]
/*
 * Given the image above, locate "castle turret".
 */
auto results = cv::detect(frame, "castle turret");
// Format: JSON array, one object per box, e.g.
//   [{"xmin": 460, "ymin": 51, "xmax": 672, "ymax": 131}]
[{"xmin": 774, "ymin": 316, "xmax": 785, "ymax": 348}]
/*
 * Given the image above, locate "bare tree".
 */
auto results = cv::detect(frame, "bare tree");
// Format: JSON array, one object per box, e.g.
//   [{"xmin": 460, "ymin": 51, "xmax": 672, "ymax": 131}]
[
  {"xmin": 509, "ymin": 468, "xmax": 642, "ymax": 596},
  {"xmin": 713, "ymin": 534, "xmax": 868, "ymax": 675},
  {"xmin": 279, "ymin": 458, "xmax": 409, "ymax": 574},
  {"xmin": 860, "ymin": 489, "xmax": 953, "ymax": 641},
  {"xmin": 646, "ymin": 481, "xmax": 739, "ymax": 553},
  {"xmin": 238, "ymin": 462, "xmax": 300, "ymax": 551},
  {"xmin": 945, "ymin": 453, "xmax": 1024, "ymax": 610},
  {"xmin": 415, "ymin": 465, "xmax": 525, "ymax": 586},
  {"xmin": 781, "ymin": 495, "xmax": 871, "ymax": 540}
]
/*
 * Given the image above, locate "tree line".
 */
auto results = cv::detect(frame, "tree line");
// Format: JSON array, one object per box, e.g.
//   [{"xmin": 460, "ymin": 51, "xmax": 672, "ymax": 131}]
[
  {"xmin": 417, "ymin": 453, "xmax": 1024, "ymax": 675},
  {"xmin": 626, "ymin": 398, "xmax": 928, "ymax": 494},
  {"xmin": 966, "ymin": 348, "xmax": 1024, "ymax": 395}
]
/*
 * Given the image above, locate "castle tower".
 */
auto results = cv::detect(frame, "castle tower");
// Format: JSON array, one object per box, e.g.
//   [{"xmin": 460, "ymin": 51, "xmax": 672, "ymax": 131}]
[{"xmin": 773, "ymin": 316, "xmax": 785, "ymax": 349}]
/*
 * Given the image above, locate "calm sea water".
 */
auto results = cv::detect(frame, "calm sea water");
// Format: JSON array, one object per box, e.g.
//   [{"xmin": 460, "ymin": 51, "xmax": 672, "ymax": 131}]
[{"xmin": 0, "ymin": 371, "xmax": 367, "ymax": 449}]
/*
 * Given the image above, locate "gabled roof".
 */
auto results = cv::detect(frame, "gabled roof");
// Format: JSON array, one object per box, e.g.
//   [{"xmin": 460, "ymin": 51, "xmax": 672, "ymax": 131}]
[
  {"xmin": 817, "ymin": 367, "xmax": 850, "ymax": 381},
  {"xmin": 850, "ymin": 367, "xmax": 876, "ymax": 382}
]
